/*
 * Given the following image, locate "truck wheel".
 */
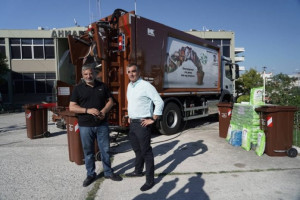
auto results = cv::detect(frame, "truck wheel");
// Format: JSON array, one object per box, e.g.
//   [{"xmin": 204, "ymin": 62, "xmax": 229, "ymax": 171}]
[{"xmin": 159, "ymin": 102, "xmax": 181, "ymax": 135}]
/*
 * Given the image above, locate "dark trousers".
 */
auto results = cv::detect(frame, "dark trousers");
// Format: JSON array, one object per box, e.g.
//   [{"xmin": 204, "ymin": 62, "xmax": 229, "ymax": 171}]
[{"xmin": 129, "ymin": 122, "xmax": 154, "ymax": 183}]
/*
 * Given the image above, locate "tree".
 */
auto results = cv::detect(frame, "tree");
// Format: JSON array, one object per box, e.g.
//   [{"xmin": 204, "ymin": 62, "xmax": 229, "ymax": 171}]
[
  {"xmin": 0, "ymin": 53, "xmax": 9, "ymax": 86},
  {"xmin": 266, "ymin": 73, "xmax": 300, "ymax": 107},
  {"xmin": 235, "ymin": 68, "xmax": 263, "ymax": 102}
]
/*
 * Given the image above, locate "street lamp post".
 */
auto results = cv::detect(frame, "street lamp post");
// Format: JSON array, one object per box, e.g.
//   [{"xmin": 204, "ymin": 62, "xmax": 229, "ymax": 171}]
[{"xmin": 263, "ymin": 66, "xmax": 267, "ymax": 103}]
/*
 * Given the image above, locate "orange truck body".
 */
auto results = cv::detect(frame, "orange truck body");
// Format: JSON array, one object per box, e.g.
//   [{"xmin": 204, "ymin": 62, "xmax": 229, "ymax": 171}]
[{"xmin": 58, "ymin": 9, "xmax": 236, "ymax": 134}]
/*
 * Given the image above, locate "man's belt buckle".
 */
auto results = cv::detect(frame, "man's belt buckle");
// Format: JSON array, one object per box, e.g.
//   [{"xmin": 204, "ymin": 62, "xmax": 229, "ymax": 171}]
[{"xmin": 130, "ymin": 119, "xmax": 142, "ymax": 123}]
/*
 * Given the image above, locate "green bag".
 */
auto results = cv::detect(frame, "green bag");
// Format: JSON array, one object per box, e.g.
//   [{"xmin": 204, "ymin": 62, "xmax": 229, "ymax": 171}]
[
  {"xmin": 250, "ymin": 87, "xmax": 264, "ymax": 106},
  {"xmin": 242, "ymin": 127, "xmax": 252, "ymax": 151},
  {"xmin": 255, "ymin": 131, "xmax": 266, "ymax": 156}
]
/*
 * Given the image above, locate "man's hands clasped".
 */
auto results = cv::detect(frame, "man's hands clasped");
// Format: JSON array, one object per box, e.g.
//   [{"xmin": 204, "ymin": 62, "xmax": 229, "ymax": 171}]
[{"xmin": 86, "ymin": 108, "xmax": 106, "ymax": 120}]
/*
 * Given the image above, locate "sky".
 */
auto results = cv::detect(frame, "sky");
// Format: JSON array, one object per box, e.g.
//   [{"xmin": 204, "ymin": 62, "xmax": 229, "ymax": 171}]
[{"xmin": 1, "ymin": 0, "xmax": 300, "ymax": 75}]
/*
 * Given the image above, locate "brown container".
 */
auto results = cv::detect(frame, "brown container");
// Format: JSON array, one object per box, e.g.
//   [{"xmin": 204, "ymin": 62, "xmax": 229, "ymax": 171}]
[
  {"xmin": 255, "ymin": 106, "xmax": 298, "ymax": 157},
  {"xmin": 24, "ymin": 104, "xmax": 49, "ymax": 139},
  {"xmin": 217, "ymin": 102, "xmax": 233, "ymax": 138},
  {"xmin": 61, "ymin": 110, "xmax": 84, "ymax": 165},
  {"xmin": 61, "ymin": 110, "xmax": 100, "ymax": 165}
]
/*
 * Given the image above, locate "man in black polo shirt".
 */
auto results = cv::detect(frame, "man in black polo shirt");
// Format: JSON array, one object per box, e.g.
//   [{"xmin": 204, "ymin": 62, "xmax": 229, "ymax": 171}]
[{"xmin": 69, "ymin": 64, "xmax": 122, "ymax": 187}]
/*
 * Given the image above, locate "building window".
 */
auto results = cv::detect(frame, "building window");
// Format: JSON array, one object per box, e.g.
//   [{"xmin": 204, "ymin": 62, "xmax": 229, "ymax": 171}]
[
  {"xmin": 10, "ymin": 38, "xmax": 55, "ymax": 59},
  {"xmin": 204, "ymin": 38, "xmax": 231, "ymax": 57},
  {"xmin": 222, "ymin": 39, "xmax": 230, "ymax": 45},
  {"xmin": 33, "ymin": 39, "xmax": 44, "ymax": 59},
  {"xmin": 0, "ymin": 38, "xmax": 5, "ymax": 56},
  {"xmin": 221, "ymin": 39, "xmax": 231, "ymax": 57},
  {"xmin": 22, "ymin": 39, "xmax": 33, "ymax": 59},
  {"xmin": 212, "ymin": 39, "xmax": 221, "ymax": 46},
  {"xmin": 12, "ymin": 72, "xmax": 56, "ymax": 94},
  {"xmin": 222, "ymin": 46, "xmax": 230, "ymax": 57},
  {"xmin": 10, "ymin": 38, "xmax": 21, "ymax": 59}
]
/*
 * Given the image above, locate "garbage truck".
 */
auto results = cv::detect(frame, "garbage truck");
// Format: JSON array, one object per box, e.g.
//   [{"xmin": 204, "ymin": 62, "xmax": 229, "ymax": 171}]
[{"xmin": 57, "ymin": 9, "xmax": 239, "ymax": 135}]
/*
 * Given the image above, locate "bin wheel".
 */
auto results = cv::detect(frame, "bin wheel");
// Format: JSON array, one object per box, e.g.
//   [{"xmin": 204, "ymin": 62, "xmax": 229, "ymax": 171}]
[
  {"xmin": 287, "ymin": 148, "xmax": 298, "ymax": 158},
  {"xmin": 95, "ymin": 151, "xmax": 101, "ymax": 161},
  {"xmin": 43, "ymin": 131, "xmax": 50, "ymax": 138}
]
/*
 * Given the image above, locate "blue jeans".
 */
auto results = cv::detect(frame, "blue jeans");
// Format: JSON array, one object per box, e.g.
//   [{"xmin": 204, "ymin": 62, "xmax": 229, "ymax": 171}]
[{"xmin": 79, "ymin": 123, "xmax": 113, "ymax": 177}]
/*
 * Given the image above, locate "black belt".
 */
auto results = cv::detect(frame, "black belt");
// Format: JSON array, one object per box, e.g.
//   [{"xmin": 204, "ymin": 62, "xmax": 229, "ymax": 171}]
[{"xmin": 130, "ymin": 118, "xmax": 152, "ymax": 123}]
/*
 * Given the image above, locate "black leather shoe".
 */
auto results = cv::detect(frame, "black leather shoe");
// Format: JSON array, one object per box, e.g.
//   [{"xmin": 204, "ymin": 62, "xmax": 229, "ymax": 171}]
[
  {"xmin": 125, "ymin": 171, "xmax": 144, "ymax": 177},
  {"xmin": 83, "ymin": 175, "xmax": 96, "ymax": 187},
  {"xmin": 140, "ymin": 181, "xmax": 154, "ymax": 191},
  {"xmin": 105, "ymin": 173, "xmax": 123, "ymax": 181}
]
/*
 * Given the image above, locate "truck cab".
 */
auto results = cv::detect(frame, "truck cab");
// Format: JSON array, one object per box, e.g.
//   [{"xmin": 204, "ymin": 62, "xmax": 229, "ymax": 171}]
[{"xmin": 222, "ymin": 56, "xmax": 239, "ymax": 101}]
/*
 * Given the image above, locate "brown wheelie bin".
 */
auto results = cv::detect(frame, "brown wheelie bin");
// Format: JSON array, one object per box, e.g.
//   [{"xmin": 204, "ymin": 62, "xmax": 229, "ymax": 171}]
[
  {"xmin": 255, "ymin": 105, "xmax": 298, "ymax": 157},
  {"xmin": 61, "ymin": 110, "xmax": 100, "ymax": 165},
  {"xmin": 24, "ymin": 104, "xmax": 50, "ymax": 139},
  {"xmin": 217, "ymin": 102, "xmax": 233, "ymax": 138}
]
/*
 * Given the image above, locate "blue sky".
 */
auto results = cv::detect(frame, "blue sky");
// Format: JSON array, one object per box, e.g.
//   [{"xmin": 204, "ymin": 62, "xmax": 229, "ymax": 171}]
[{"xmin": 1, "ymin": 0, "xmax": 300, "ymax": 75}]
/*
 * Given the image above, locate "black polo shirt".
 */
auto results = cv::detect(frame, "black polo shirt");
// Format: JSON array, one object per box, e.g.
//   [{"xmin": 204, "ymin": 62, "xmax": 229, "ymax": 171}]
[{"xmin": 70, "ymin": 79, "xmax": 112, "ymax": 127}]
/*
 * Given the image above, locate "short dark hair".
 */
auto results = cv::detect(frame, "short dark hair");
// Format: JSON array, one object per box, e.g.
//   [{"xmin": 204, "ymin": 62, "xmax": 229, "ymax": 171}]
[
  {"xmin": 127, "ymin": 63, "xmax": 140, "ymax": 72},
  {"xmin": 82, "ymin": 64, "xmax": 94, "ymax": 72}
]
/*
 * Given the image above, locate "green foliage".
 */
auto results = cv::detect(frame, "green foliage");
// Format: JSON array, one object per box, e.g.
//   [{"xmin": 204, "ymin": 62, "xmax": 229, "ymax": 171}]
[
  {"xmin": 236, "ymin": 68, "xmax": 263, "ymax": 97},
  {"xmin": 0, "ymin": 53, "xmax": 9, "ymax": 86},
  {"xmin": 237, "ymin": 95, "xmax": 250, "ymax": 103},
  {"xmin": 0, "ymin": 53, "xmax": 9, "ymax": 75},
  {"xmin": 266, "ymin": 73, "xmax": 299, "ymax": 107}
]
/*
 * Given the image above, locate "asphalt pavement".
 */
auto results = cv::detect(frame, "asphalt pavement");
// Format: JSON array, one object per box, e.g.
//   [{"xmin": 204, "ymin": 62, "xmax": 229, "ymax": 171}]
[{"xmin": 0, "ymin": 112, "xmax": 299, "ymax": 200}]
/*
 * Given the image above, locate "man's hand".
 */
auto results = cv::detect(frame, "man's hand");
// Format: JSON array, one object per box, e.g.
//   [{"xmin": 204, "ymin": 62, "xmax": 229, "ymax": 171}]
[
  {"xmin": 87, "ymin": 108, "xmax": 100, "ymax": 116},
  {"xmin": 141, "ymin": 118, "xmax": 155, "ymax": 127},
  {"xmin": 97, "ymin": 111, "xmax": 105, "ymax": 120}
]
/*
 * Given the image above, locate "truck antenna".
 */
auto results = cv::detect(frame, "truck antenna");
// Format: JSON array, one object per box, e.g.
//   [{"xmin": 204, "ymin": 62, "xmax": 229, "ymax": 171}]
[
  {"xmin": 89, "ymin": 0, "xmax": 92, "ymax": 24},
  {"xmin": 74, "ymin": 18, "xmax": 78, "ymax": 27},
  {"xmin": 97, "ymin": 0, "xmax": 101, "ymax": 19}
]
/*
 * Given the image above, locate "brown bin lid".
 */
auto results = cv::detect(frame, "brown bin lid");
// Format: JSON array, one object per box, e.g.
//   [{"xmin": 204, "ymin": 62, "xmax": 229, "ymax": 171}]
[
  {"xmin": 255, "ymin": 105, "xmax": 298, "ymax": 113},
  {"xmin": 23, "ymin": 104, "xmax": 37, "ymax": 110},
  {"xmin": 217, "ymin": 102, "xmax": 233, "ymax": 108}
]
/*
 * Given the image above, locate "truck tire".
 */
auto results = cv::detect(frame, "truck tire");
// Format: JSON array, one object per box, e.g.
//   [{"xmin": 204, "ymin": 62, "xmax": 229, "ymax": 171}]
[{"xmin": 159, "ymin": 102, "xmax": 182, "ymax": 135}]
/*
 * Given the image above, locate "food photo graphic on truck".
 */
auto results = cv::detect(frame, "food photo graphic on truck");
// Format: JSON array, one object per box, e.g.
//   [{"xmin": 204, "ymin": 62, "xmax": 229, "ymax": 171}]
[{"xmin": 164, "ymin": 37, "xmax": 219, "ymax": 88}]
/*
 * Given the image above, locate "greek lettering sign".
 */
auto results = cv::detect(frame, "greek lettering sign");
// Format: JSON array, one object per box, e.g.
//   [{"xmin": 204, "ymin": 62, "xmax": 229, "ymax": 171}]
[{"xmin": 51, "ymin": 30, "xmax": 85, "ymax": 38}]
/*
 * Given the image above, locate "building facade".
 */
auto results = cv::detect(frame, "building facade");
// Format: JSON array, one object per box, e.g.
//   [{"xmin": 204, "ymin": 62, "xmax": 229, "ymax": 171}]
[
  {"xmin": 186, "ymin": 30, "xmax": 245, "ymax": 67},
  {"xmin": 0, "ymin": 27, "xmax": 86, "ymax": 105}
]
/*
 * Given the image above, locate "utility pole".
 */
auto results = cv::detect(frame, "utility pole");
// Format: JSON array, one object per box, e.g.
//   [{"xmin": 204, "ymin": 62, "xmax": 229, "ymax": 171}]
[{"xmin": 263, "ymin": 66, "xmax": 267, "ymax": 102}]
